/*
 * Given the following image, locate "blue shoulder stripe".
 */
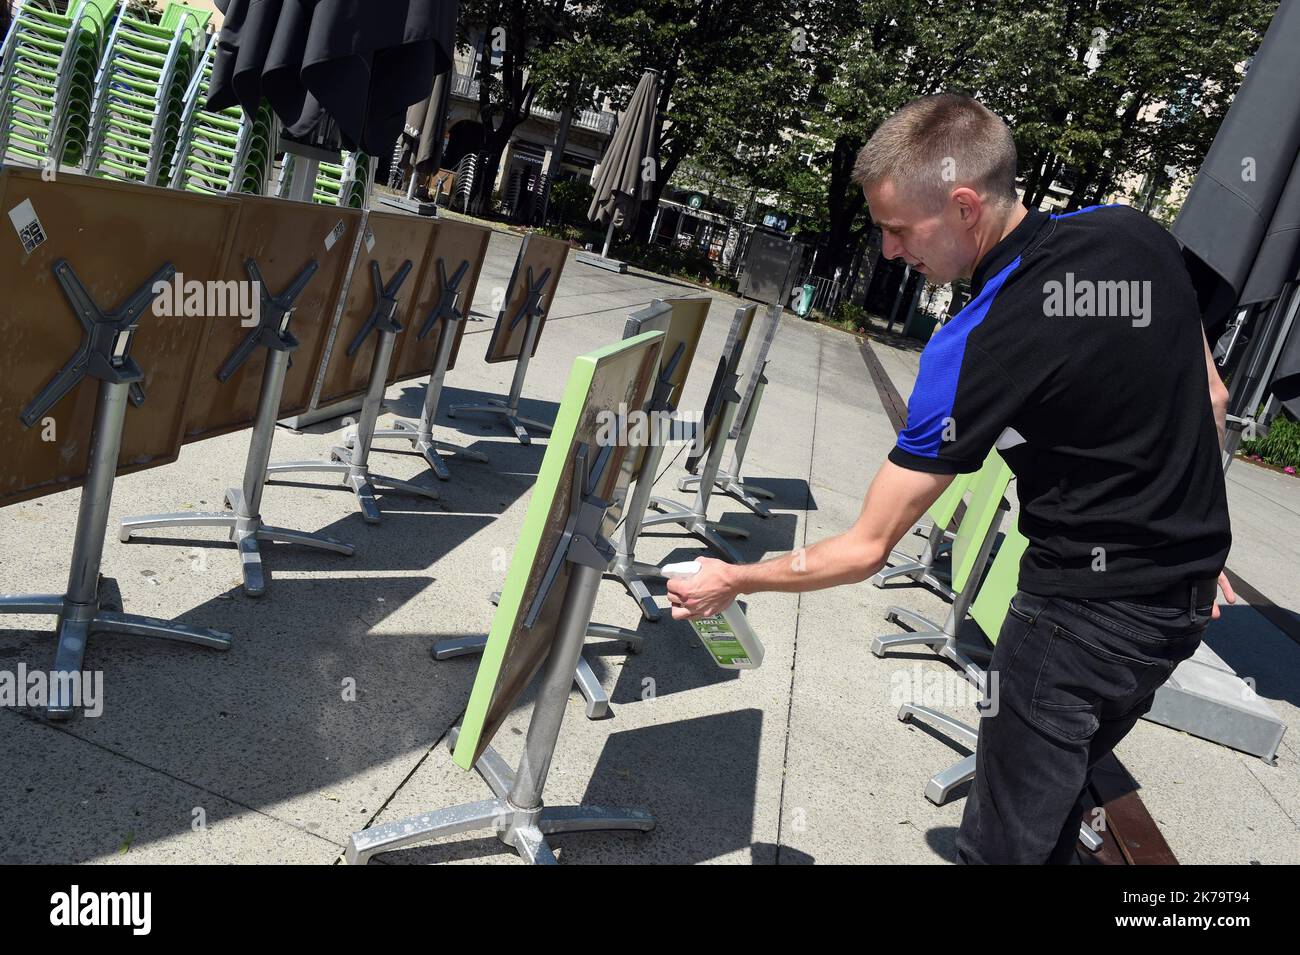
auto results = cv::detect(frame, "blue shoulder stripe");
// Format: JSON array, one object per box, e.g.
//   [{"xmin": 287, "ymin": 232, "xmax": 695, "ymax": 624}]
[
  {"xmin": 1050, "ymin": 203, "xmax": 1123, "ymax": 220},
  {"xmin": 895, "ymin": 255, "xmax": 1022, "ymax": 460}
]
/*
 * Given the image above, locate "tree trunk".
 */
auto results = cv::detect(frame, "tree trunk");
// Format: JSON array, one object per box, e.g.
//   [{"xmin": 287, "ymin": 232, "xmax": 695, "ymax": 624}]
[
  {"xmin": 1020, "ymin": 148, "xmax": 1046, "ymax": 207},
  {"xmin": 1030, "ymin": 153, "xmax": 1061, "ymax": 208},
  {"xmin": 818, "ymin": 134, "xmax": 866, "ymax": 277}
]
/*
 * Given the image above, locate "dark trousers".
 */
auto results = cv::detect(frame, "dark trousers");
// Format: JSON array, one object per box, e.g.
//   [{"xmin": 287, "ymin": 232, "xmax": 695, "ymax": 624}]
[{"xmin": 955, "ymin": 589, "xmax": 1212, "ymax": 864}]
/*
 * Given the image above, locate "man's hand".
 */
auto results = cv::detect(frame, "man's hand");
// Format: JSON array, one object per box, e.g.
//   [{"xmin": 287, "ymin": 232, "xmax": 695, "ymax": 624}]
[
  {"xmin": 667, "ymin": 556, "xmax": 738, "ymax": 620},
  {"xmin": 1212, "ymin": 571, "xmax": 1236, "ymax": 621},
  {"xmin": 663, "ymin": 460, "xmax": 953, "ymax": 620}
]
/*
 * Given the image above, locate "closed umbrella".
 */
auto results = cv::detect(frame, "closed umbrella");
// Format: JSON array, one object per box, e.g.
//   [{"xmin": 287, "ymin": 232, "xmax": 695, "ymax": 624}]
[
  {"xmin": 1172, "ymin": 0, "xmax": 1300, "ymax": 421},
  {"xmin": 391, "ymin": 70, "xmax": 450, "ymax": 194},
  {"xmin": 580, "ymin": 69, "xmax": 660, "ymax": 271},
  {"xmin": 207, "ymin": 0, "xmax": 456, "ymax": 155}
]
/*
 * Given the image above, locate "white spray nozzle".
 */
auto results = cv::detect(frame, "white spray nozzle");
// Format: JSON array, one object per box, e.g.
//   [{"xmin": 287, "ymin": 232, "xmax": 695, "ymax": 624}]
[{"xmin": 661, "ymin": 560, "xmax": 702, "ymax": 579}]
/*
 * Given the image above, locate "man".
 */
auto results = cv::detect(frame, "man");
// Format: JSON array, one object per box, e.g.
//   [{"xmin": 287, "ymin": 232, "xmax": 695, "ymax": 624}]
[{"xmin": 667, "ymin": 93, "xmax": 1235, "ymax": 864}]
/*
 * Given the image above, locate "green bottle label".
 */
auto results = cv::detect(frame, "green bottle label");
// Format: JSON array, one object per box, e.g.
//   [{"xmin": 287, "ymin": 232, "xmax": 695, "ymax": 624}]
[{"xmin": 690, "ymin": 615, "xmax": 751, "ymax": 667}]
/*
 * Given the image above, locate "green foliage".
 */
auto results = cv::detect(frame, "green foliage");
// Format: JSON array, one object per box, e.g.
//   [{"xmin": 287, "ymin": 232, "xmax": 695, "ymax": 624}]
[
  {"xmin": 838, "ymin": 302, "xmax": 869, "ymax": 328},
  {"xmin": 810, "ymin": 305, "xmax": 867, "ymax": 335},
  {"xmin": 676, "ymin": 0, "xmax": 1274, "ymax": 274},
  {"xmin": 619, "ymin": 241, "xmax": 721, "ymax": 284},
  {"xmin": 546, "ymin": 177, "xmax": 595, "ymax": 227},
  {"xmin": 1240, "ymin": 411, "xmax": 1300, "ymax": 472}
]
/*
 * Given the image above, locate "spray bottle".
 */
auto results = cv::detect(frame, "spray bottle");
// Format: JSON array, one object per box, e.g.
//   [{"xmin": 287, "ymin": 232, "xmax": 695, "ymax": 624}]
[{"xmin": 661, "ymin": 560, "xmax": 765, "ymax": 669}]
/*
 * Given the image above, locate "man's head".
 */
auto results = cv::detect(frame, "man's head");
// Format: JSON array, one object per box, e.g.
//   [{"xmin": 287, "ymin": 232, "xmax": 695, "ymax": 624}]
[{"xmin": 854, "ymin": 94, "xmax": 1020, "ymax": 285}]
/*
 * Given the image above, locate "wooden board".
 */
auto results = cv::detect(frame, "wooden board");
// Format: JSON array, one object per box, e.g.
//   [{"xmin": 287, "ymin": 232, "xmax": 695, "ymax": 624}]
[
  {"xmin": 313, "ymin": 209, "xmax": 438, "ymax": 407},
  {"xmin": 183, "ymin": 199, "xmax": 362, "ymax": 442},
  {"xmin": 453, "ymin": 331, "xmax": 665, "ymax": 770},
  {"xmin": 386, "ymin": 217, "xmax": 491, "ymax": 384},
  {"xmin": 0, "ymin": 167, "xmax": 238, "ymax": 507},
  {"xmin": 483, "ymin": 232, "xmax": 569, "ymax": 364}
]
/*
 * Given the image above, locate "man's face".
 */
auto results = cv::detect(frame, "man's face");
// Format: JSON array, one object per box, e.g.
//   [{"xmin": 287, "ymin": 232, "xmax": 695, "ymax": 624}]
[{"xmin": 865, "ymin": 179, "xmax": 978, "ymax": 286}]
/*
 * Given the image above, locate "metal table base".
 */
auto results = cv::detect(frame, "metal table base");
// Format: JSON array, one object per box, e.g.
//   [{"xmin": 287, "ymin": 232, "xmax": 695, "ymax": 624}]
[
  {"xmin": 121, "ymin": 343, "xmax": 353, "ymax": 596},
  {"xmin": 432, "ymin": 622, "xmax": 642, "ymax": 721},
  {"xmin": 345, "ymin": 727, "xmax": 653, "ymax": 865},
  {"xmin": 896, "ymin": 703, "xmax": 1102, "ymax": 852},
  {"xmin": 3, "ymin": 380, "xmax": 231, "ymax": 719}
]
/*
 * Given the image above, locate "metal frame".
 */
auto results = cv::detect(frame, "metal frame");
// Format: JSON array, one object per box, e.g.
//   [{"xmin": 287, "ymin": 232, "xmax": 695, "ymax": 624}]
[
  {"xmin": 639, "ymin": 375, "xmax": 748, "ymax": 564},
  {"xmin": 871, "ymin": 517, "xmax": 956, "ymax": 599},
  {"xmin": 0, "ymin": 259, "xmax": 230, "ymax": 718},
  {"xmin": 895, "ymin": 701, "xmax": 1102, "ymax": 853},
  {"xmin": 118, "ymin": 259, "xmax": 353, "ymax": 596},
  {"xmin": 676, "ymin": 302, "xmax": 782, "ymax": 517},
  {"xmin": 352, "ymin": 256, "xmax": 487, "ymax": 479},
  {"xmin": 1223, "ymin": 281, "xmax": 1300, "ymax": 469},
  {"xmin": 348, "ymin": 446, "xmax": 654, "ymax": 864},
  {"xmin": 609, "ymin": 417, "xmax": 674, "ymax": 623},
  {"xmin": 448, "ymin": 264, "xmax": 554, "ymax": 444},
  {"xmin": 431, "ymin": 307, "xmax": 685, "ymax": 719},
  {"xmin": 677, "ymin": 361, "xmax": 775, "ymax": 516},
  {"xmin": 869, "ymin": 499, "xmax": 1006, "ymax": 681},
  {"xmin": 266, "ymin": 259, "xmax": 439, "ymax": 523}
]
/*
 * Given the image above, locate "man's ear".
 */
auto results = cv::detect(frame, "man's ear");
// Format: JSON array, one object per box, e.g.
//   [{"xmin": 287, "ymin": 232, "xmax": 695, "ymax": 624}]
[{"xmin": 951, "ymin": 186, "xmax": 982, "ymax": 227}]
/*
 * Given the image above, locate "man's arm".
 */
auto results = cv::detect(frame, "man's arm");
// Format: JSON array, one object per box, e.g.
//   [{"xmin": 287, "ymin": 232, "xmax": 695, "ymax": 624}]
[
  {"xmin": 1200, "ymin": 326, "xmax": 1237, "ymax": 618},
  {"xmin": 667, "ymin": 460, "xmax": 956, "ymax": 619},
  {"xmin": 1204, "ymin": 327, "xmax": 1229, "ymax": 452}
]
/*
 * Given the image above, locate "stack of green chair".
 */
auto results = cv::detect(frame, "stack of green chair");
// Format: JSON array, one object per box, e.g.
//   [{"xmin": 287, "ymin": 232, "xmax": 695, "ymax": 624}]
[
  {"xmin": 871, "ymin": 469, "xmax": 974, "ymax": 599},
  {"xmin": 341, "ymin": 152, "xmax": 371, "ymax": 207},
  {"xmin": 234, "ymin": 98, "xmax": 275, "ymax": 195},
  {"xmin": 276, "ymin": 149, "xmax": 371, "ymax": 206},
  {"xmin": 0, "ymin": 0, "xmax": 115, "ymax": 170},
  {"xmin": 869, "ymin": 449, "xmax": 1013, "ymax": 684},
  {"xmin": 168, "ymin": 29, "xmax": 263, "ymax": 193},
  {"xmin": 84, "ymin": 0, "xmax": 210, "ymax": 185}
]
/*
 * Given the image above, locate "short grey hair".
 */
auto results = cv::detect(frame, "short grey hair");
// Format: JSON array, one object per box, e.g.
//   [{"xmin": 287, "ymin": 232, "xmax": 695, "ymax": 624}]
[{"xmin": 853, "ymin": 93, "xmax": 1018, "ymax": 212}]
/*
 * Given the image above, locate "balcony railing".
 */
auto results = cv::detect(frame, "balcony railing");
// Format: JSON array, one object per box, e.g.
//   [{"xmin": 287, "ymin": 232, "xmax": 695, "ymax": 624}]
[{"xmin": 450, "ymin": 71, "xmax": 615, "ymax": 134}]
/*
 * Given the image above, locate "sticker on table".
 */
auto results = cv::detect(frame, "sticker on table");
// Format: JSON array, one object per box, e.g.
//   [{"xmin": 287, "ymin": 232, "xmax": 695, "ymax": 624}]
[
  {"xmin": 365, "ymin": 231, "xmax": 375, "ymax": 253},
  {"xmin": 8, "ymin": 199, "xmax": 47, "ymax": 254},
  {"xmin": 325, "ymin": 220, "xmax": 346, "ymax": 251}
]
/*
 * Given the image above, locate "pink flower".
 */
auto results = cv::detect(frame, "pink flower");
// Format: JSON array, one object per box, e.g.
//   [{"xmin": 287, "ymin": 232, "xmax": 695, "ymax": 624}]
[{"xmin": 1285, "ymin": 466, "xmax": 1296, "ymax": 475}]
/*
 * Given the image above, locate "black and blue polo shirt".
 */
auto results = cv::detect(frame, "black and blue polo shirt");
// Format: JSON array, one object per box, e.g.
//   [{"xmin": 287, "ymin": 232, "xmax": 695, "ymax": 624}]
[{"xmin": 889, "ymin": 204, "xmax": 1232, "ymax": 599}]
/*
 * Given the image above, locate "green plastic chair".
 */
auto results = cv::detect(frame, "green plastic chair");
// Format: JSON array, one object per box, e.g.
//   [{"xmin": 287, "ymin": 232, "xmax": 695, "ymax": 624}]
[
  {"xmin": 276, "ymin": 149, "xmax": 372, "ymax": 206},
  {"xmin": 968, "ymin": 526, "xmax": 1032, "ymax": 647},
  {"xmin": 872, "ymin": 469, "xmax": 974, "ymax": 597},
  {"xmin": 870, "ymin": 448, "xmax": 1013, "ymax": 682}
]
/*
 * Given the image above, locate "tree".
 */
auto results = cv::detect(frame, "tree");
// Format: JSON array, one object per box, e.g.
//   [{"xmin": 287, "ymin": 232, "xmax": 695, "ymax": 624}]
[
  {"xmin": 456, "ymin": 0, "xmax": 581, "ymax": 214},
  {"xmin": 572, "ymin": 0, "xmax": 803, "ymax": 242}
]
